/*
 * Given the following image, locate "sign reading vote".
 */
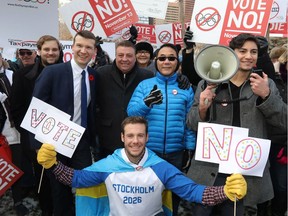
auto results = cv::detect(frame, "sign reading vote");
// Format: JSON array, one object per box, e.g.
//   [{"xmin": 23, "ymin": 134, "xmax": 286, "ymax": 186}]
[
  {"xmin": 21, "ymin": 97, "xmax": 85, "ymax": 158},
  {"xmin": 0, "ymin": 155, "xmax": 23, "ymax": 196},
  {"xmin": 196, "ymin": 122, "xmax": 271, "ymax": 177}
]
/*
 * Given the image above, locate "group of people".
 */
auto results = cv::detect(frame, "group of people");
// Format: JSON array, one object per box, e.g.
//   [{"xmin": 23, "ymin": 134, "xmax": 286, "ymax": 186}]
[{"xmin": 0, "ymin": 27, "xmax": 286, "ymax": 216}]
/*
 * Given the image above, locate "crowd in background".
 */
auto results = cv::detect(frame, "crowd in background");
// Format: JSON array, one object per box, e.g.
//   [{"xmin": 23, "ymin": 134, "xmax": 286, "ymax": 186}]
[{"xmin": 0, "ymin": 26, "xmax": 287, "ymax": 216}]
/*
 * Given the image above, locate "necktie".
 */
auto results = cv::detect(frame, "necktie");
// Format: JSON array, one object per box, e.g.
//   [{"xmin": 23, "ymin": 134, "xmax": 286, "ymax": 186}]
[{"xmin": 81, "ymin": 70, "xmax": 87, "ymax": 127}]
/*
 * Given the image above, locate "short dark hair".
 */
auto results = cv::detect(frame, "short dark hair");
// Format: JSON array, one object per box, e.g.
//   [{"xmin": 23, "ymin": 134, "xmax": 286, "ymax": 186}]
[
  {"xmin": 121, "ymin": 116, "xmax": 148, "ymax": 134},
  {"xmin": 229, "ymin": 33, "xmax": 260, "ymax": 51},
  {"xmin": 73, "ymin": 30, "xmax": 97, "ymax": 48},
  {"xmin": 116, "ymin": 40, "xmax": 136, "ymax": 53},
  {"xmin": 37, "ymin": 35, "xmax": 61, "ymax": 51},
  {"xmin": 156, "ymin": 43, "xmax": 179, "ymax": 58}
]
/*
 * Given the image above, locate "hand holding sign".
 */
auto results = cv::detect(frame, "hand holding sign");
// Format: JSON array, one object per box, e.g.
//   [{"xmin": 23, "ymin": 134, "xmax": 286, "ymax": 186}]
[
  {"xmin": 37, "ymin": 144, "xmax": 57, "ymax": 169},
  {"xmin": 224, "ymin": 173, "xmax": 247, "ymax": 201}
]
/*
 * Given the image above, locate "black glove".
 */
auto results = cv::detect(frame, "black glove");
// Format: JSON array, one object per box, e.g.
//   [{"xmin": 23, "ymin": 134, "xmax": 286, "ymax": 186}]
[
  {"xmin": 256, "ymin": 36, "xmax": 269, "ymax": 58},
  {"xmin": 182, "ymin": 150, "xmax": 194, "ymax": 173},
  {"xmin": 144, "ymin": 85, "xmax": 163, "ymax": 108},
  {"xmin": 128, "ymin": 25, "xmax": 138, "ymax": 44},
  {"xmin": 184, "ymin": 27, "xmax": 195, "ymax": 49},
  {"xmin": 95, "ymin": 36, "xmax": 103, "ymax": 53},
  {"xmin": 177, "ymin": 73, "xmax": 191, "ymax": 90}
]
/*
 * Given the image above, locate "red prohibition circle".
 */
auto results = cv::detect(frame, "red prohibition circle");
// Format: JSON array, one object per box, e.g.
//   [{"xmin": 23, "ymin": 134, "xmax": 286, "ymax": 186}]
[
  {"xmin": 158, "ymin": 31, "xmax": 172, "ymax": 43},
  {"xmin": 195, "ymin": 7, "xmax": 221, "ymax": 32},
  {"xmin": 122, "ymin": 30, "xmax": 131, "ymax": 40},
  {"xmin": 71, "ymin": 11, "xmax": 94, "ymax": 32},
  {"xmin": 270, "ymin": 2, "xmax": 279, "ymax": 20}
]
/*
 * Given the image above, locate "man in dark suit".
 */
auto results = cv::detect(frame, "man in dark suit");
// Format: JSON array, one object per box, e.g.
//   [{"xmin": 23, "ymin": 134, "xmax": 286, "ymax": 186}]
[
  {"xmin": 30, "ymin": 30, "xmax": 97, "ymax": 216},
  {"xmin": 95, "ymin": 40, "xmax": 154, "ymax": 159}
]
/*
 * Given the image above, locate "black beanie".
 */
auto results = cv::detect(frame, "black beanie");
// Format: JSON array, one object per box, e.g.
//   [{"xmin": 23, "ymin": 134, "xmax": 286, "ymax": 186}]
[{"xmin": 135, "ymin": 42, "xmax": 154, "ymax": 60}]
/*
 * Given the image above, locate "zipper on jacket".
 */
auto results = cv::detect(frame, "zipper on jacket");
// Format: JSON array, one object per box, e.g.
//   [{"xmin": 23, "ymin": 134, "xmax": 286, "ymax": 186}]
[{"xmin": 163, "ymin": 80, "xmax": 168, "ymax": 155}]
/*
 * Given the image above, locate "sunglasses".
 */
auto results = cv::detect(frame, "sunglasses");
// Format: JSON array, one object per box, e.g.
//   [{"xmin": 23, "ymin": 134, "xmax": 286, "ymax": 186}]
[
  {"xmin": 156, "ymin": 56, "xmax": 177, "ymax": 62},
  {"xmin": 19, "ymin": 51, "xmax": 33, "ymax": 56}
]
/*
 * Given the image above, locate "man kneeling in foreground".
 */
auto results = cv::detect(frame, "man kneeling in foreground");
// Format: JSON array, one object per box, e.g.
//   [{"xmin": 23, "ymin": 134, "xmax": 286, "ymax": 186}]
[{"xmin": 37, "ymin": 116, "xmax": 247, "ymax": 216}]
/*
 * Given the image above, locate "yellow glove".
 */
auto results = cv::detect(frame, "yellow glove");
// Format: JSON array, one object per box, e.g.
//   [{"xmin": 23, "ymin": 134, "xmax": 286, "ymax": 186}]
[
  {"xmin": 37, "ymin": 144, "xmax": 57, "ymax": 169},
  {"xmin": 224, "ymin": 173, "xmax": 247, "ymax": 201}
]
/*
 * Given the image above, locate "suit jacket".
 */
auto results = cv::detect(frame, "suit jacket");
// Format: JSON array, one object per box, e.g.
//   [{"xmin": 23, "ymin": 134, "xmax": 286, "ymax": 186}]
[
  {"xmin": 31, "ymin": 61, "xmax": 97, "ymax": 165},
  {"xmin": 96, "ymin": 62, "xmax": 154, "ymax": 152}
]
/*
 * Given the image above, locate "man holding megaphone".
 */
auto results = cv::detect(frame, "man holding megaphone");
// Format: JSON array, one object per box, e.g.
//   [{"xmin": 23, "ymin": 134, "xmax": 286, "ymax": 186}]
[{"xmin": 186, "ymin": 33, "xmax": 287, "ymax": 216}]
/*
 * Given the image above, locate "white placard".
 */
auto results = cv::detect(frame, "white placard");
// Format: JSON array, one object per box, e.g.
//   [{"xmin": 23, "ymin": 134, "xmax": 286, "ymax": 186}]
[
  {"xmin": 218, "ymin": 137, "xmax": 271, "ymax": 177},
  {"xmin": 0, "ymin": 0, "xmax": 58, "ymax": 49},
  {"xmin": 269, "ymin": 0, "xmax": 287, "ymax": 23},
  {"xmin": 196, "ymin": 122, "xmax": 271, "ymax": 177},
  {"xmin": 131, "ymin": 0, "xmax": 169, "ymax": 19},
  {"xmin": 21, "ymin": 97, "xmax": 85, "ymax": 158}
]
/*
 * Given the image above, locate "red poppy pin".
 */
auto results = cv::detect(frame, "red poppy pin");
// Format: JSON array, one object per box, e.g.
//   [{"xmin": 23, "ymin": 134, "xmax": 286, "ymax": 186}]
[{"xmin": 89, "ymin": 75, "xmax": 94, "ymax": 81}]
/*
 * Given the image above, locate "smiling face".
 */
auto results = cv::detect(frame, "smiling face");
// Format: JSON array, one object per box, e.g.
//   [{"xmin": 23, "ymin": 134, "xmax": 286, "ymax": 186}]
[
  {"xmin": 72, "ymin": 34, "xmax": 96, "ymax": 69},
  {"xmin": 115, "ymin": 46, "xmax": 136, "ymax": 74},
  {"xmin": 156, "ymin": 46, "xmax": 178, "ymax": 77},
  {"xmin": 39, "ymin": 40, "xmax": 60, "ymax": 66},
  {"xmin": 18, "ymin": 49, "xmax": 37, "ymax": 67},
  {"xmin": 234, "ymin": 40, "xmax": 258, "ymax": 72},
  {"xmin": 121, "ymin": 123, "xmax": 148, "ymax": 163},
  {"xmin": 136, "ymin": 50, "xmax": 151, "ymax": 67}
]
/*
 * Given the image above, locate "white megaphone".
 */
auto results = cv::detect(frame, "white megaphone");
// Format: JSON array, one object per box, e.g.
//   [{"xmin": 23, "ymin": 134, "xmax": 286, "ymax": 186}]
[
  {"xmin": 194, "ymin": 45, "xmax": 239, "ymax": 104},
  {"xmin": 194, "ymin": 45, "xmax": 239, "ymax": 84}
]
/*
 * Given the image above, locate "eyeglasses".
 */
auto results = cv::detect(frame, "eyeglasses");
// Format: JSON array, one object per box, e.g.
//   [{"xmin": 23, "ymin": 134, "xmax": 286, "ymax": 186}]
[
  {"xmin": 156, "ymin": 56, "xmax": 177, "ymax": 62},
  {"xmin": 137, "ymin": 50, "xmax": 150, "ymax": 55},
  {"xmin": 19, "ymin": 51, "xmax": 33, "ymax": 56}
]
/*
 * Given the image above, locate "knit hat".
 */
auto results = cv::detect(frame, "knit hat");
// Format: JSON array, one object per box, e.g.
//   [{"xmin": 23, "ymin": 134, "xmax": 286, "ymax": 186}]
[{"xmin": 135, "ymin": 42, "xmax": 154, "ymax": 60}]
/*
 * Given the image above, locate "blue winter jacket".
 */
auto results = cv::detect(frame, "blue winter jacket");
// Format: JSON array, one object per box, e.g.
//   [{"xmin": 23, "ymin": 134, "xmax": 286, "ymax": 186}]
[{"xmin": 127, "ymin": 72, "xmax": 196, "ymax": 154}]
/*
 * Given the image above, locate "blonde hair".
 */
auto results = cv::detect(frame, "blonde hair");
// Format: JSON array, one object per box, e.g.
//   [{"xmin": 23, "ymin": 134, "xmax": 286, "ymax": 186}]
[
  {"xmin": 270, "ymin": 46, "xmax": 286, "ymax": 60},
  {"xmin": 278, "ymin": 50, "xmax": 287, "ymax": 64}
]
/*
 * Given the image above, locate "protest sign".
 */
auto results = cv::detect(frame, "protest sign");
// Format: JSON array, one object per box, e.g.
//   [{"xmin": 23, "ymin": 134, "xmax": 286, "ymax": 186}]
[
  {"xmin": 21, "ymin": 97, "xmax": 85, "ymax": 158},
  {"xmin": 269, "ymin": 0, "xmax": 287, "ymax": 23},
  {"xmin": 269, "ymin": 0, "xmax": 287, "ymax": 37},
  {"xmin": 190, "ymin": 0, "xmax": 274, "ymax": 45},
  {"xmin": 196, "ymin": 122, "xmax": 271, "ymax": 177},
  {"xmin": 135, "ymin": 23, "xmax": 157, "ymax": 44},
  {"xmin": 270, "ymin": 22, "xmax": 288, "ymax": 37},
  {"xmin": 155, "ymin": 22, "xmax": 190, "ymax": 47},
  {"xmin": 0, "ymin": 155, "xmax": 23, "ymax": 196},
  {"xmin": 0, "ymin": 0, "xmax": 58, "ymax": 49},
  {"xmin": 59, "ymin": 0, "xmax": 138, "ymax": 39},
  {"xmin": 131, "ymin": 0, "xmax": 169, "ymax": 19}
]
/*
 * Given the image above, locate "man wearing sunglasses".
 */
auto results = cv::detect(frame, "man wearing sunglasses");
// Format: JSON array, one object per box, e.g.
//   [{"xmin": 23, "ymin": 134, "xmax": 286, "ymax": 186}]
[
  {"xmin": 17, "ymin": 49, "xmax": 37, "ymax": 67},
  {"xmin": 10, "ymin": 35, "xmax": 63, "ymax": 216},
  {"xmin": 95, "ymin": 41, "xmax": 190, "ymax": 162},
  {"xmin": 127, "ymin": 43, "xmax": 196, "ymax": 215}
]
